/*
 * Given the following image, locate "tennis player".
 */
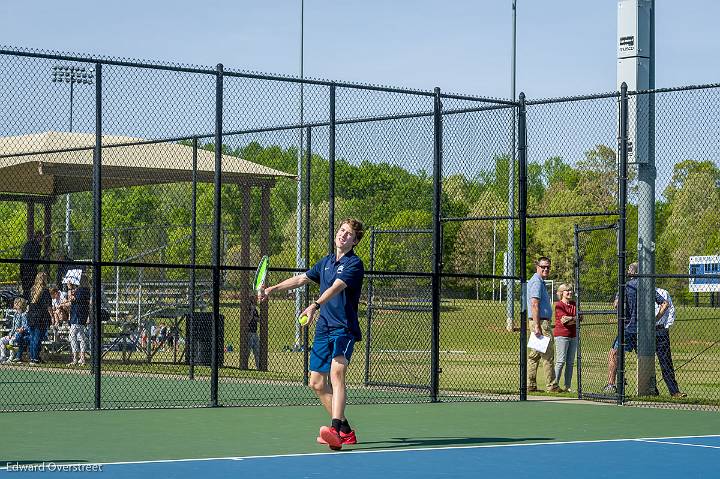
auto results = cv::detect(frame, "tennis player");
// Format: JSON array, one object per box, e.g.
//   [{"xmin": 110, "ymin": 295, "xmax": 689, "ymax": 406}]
[{"xmin": 258, "ymin": 218, "xmax": 365, "ymax": 450}]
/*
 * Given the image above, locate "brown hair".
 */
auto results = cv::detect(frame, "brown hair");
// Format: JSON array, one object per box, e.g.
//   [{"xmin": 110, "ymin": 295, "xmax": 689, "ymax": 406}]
[
  {"xmin": 535, "ymin": 256, "xmax": 551, "ymax": 266},
  {"xmin": 340, "ymin": 218, "xmax": 365, "ymax": 243}
]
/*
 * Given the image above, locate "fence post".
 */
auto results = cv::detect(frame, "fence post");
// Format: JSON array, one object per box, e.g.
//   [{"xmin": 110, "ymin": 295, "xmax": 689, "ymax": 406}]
[
  {"xmin": 303, "ymin": 126, "xmax": 312, "ymax": 385},
  {"xmin": 92, "ymin": 62, "xmax": 103, "ymax": 409},
  {"xmin": 573, "ymin": 225, "xmax": 582, "ymax": 398},
  {"xmin": 328, "ymin": 84, "xmax": 336, "ymax": 254},
  {"xmin": 430, "ymin": 87, "xmax": 443, "ymax": 402},
  {"xmin": 189, "ymin": 137, "xmax": 198, "ymax": 381},
  {"xmin": 211, "ymin": 63, "xmax": 224, "ymax": 407},
  {"xmin": 617, "ymin": 83, "xmax": 629, "ymax": 405},
  {"xmin": 364, "ymin": 230, "xmax": 376, "ymax": 386},
  {"xmin": 518, "ymin": 92, "xmax": 528, "ymax": 401}
]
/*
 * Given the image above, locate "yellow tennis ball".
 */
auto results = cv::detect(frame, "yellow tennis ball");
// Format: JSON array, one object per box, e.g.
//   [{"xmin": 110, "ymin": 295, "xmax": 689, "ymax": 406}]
[{"xmin": 298, "ymin": 314, "xmax": 309, "ymax": 326}]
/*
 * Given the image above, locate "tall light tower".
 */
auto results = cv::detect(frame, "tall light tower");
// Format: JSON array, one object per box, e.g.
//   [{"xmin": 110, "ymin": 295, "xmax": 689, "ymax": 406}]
[
  {"xmin": 617, "ymin": 0, "xmax": 656, "ymax": 396},
  {"xmin": 51, "ymin": 65, "xmax": 94, "ymax": 258}
]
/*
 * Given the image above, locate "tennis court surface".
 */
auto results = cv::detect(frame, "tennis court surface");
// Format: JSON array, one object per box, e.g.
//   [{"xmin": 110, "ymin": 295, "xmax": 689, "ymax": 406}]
[{"xmin": 3, "ymin": 401, "xmax": 718, "ymax": 478}]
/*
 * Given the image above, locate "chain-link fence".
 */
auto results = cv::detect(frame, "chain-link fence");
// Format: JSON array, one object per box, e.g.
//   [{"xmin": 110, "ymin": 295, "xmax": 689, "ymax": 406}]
[{"xmin": 1, "ymin": 46, "xmax": 718, "ymax": 411}]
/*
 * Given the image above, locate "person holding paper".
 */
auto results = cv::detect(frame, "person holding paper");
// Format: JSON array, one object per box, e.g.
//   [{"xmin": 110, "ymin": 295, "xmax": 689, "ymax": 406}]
[{"xmin": 527, "ymin": 256, "xmax": 559, "ymax": 393}]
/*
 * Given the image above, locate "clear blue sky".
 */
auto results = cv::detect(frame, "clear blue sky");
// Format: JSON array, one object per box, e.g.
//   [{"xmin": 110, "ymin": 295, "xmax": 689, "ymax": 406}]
[{"xmin": 2, "ymin": 0, "xmax": 720, "ymax": 99}]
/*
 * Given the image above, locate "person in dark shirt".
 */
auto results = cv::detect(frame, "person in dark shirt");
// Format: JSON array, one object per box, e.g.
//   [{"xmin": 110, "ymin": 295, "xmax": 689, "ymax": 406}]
[
  {"xmin": 259, "ymin": 218, "xmax": 365, "ymax": 451},
  {"xmin": 20, "ymin": 232, "xmax": 42, "ymax": 300},
  {"xmin": 27, "ymin": 272, "xmax": 52, "ymax": 364},
  {"xmin": 66, "ymin": 274, "xmax": 91, "ymax": 366},
  {"xmin": 604, "ymin": 262, "xmax": 668, "ymax": 393},
  {"xmin": 245, "ymin": 295, "xmax": 261, "ymax": 368}
]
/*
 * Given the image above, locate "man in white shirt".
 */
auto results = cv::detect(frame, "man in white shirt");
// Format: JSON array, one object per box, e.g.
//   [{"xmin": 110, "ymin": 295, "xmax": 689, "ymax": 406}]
[{"xmin": 654, "ymin": 288, "xmax": 686, "ymax": 398}]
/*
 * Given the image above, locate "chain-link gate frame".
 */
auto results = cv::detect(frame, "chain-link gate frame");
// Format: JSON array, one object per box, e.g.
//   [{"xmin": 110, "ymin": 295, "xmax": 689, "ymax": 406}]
[
  {"xmin": 574, "ymin": 223, "xmax": 622, "ymax": 403},
  {"xmin": 364, "ymin": 229, "xmax": 433, "ymax": 394}
]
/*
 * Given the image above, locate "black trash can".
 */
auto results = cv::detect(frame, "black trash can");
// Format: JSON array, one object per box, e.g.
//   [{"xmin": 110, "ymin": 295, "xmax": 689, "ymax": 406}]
[{"xmin": 185, "ymin": 312, "xmax": 224, "ymax": 367}]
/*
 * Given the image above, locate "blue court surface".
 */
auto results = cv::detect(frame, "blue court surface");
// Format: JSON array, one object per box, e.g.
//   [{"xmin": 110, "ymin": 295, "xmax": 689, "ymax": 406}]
[{"xmin": 4, "ymin": 434, "xmax": 718, "ymax": 478}]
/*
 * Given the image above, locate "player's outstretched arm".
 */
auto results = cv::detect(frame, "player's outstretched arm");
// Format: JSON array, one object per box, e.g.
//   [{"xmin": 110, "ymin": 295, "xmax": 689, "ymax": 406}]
[{"xmin": 260, "ymin": 273, "xmax": 311, "ymax": 302}]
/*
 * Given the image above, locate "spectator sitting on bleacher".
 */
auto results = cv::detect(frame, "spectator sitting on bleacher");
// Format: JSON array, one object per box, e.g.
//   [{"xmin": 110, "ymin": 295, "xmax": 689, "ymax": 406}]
[
  {"xmin": 155, "ymin": 323, "xmax": 169, "ymax": 351},
  {"xmin": 1, "ymin": 297, "xmax": 28, "ymax": 363},
  {"xmin": 50, "ymin": 287, "xmax": 69, "ymax": 331}
]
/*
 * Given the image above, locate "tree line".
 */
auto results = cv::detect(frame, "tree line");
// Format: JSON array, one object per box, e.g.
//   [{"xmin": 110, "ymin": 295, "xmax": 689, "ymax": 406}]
[{"xmin": 1, "ymin": 141, "xmax": 717, "ymax": 304}]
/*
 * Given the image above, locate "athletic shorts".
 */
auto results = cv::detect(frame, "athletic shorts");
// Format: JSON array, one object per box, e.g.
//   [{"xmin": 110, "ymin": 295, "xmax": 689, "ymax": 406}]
[
  {"xmin": 310, "ymin": 331, "xmax": 355, "ymax": 373},
  {"xmin": 612, "ymin": 332, "xmax": 638, "ymax": 352}
]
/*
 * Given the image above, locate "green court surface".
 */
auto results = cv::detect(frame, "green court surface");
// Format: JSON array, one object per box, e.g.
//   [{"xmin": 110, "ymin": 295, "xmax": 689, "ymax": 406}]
[{"xmin": 2, "ymin": 401, "xmax": 719, "ymax": 465}]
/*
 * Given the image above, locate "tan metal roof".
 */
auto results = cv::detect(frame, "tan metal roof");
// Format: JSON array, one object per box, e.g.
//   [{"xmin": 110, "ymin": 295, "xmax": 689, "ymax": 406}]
[{"xmin": 0, "ymin": 131, "xmax": 295, "ymax": 195}]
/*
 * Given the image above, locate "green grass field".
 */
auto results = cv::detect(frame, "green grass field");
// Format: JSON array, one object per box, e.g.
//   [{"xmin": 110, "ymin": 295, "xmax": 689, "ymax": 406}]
[{"xmin": 2, "ymin": 298, "xmax": 718, "ymax": 409}]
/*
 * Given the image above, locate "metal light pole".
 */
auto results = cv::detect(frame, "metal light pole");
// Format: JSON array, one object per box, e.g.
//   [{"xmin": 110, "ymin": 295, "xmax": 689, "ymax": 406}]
[
  {"xmin": 51, "ymin": 65, "xmax": 94, "ymax": 258},
  {"xmin": 506, "ymin": 0, "xmax": 517, "ymax": 331},
  {"xmin": 293, "ymin": 0, "xmax": 305, "ymax": 350}
]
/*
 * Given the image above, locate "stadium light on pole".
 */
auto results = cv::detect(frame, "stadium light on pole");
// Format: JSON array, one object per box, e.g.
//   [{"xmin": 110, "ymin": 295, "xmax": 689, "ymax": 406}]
[{"xmin": 51, "ymin": 65, "xmax": 94, "ymax": 258}]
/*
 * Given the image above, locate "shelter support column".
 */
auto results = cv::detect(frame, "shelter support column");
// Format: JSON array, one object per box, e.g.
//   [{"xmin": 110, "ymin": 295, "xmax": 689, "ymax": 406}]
[
  {"xmin": 239, "ymin": 185, "xmax": 251, "ymax": 370},
  {"xmin": 259, "ymin": 185, "xmax": 270, "ymax": 371}
]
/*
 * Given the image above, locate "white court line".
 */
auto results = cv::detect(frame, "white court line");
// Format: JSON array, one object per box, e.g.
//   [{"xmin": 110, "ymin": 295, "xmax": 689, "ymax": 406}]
[
  {"xmin": 6, "ymin": 434, "xmax": 719, "ymax": 470},
  {"xmin": 634, "ymin": 439, "xmax": 720, "ymax": 450}
]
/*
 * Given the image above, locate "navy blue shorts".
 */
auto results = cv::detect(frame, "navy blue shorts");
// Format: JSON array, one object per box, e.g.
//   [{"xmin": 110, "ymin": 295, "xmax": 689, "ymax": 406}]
[
  {"xmin": 310, "ymin": 331, "xmax": 355, "ymax": 373},
  {"xmin": 612, "ymin": 332, "xmax": 638, "ymax": 352}
]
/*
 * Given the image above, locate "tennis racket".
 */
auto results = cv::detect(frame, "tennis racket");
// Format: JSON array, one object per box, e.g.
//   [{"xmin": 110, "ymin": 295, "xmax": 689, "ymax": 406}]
[{"xmin": 254, "ymin": 255, "xmax": 269, "ymax": 294}]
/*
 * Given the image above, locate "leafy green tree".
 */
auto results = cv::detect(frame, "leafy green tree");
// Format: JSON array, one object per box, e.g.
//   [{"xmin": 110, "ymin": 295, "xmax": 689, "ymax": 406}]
[{"xmin": 658, "ymin": 160, "xmax": 720, "ymax": 298}]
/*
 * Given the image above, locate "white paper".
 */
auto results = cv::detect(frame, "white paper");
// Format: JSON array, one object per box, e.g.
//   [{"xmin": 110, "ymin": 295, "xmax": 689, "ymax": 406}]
[
  {"xmin": 527, "ymin": 334, "xmax": 550, "ymax": 354},
  {"xmin": 63, "ymin": 269, "xmax": 83, "ymax": 286}
]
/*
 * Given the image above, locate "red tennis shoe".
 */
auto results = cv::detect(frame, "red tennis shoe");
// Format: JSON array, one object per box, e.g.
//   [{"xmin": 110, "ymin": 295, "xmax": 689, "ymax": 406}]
[
  {"xmin": 318, "ymin": 426, "xmax": 342, "ymax": 450},
  {"xmin": 317, "ymin": 429, "xmax": 357, "ymax": 449}
]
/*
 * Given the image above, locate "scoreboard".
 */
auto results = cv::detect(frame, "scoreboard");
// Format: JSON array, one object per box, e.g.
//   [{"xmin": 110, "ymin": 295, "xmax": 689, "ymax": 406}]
[{"xmin": 689, "ymin": 256, "xmax": 720, "ymax": 293}]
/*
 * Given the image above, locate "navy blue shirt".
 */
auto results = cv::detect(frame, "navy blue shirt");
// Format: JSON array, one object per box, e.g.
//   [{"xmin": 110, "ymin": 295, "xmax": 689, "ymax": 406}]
[
  {"xmin": 306, "ymin": 250, "xmax": 365, "ymax": 340},
  {"xmin": 70, "ymin": 287, "xmax": 91, "ymax": 325},
  {"xmin": 624, "ymin": 278, "xmax": 665, "ymax": 334}
]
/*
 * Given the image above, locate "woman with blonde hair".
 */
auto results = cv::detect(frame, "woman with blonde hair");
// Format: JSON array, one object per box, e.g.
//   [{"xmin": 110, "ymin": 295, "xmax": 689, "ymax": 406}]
[
  {"xmin": 553, "ymin": 283, "xmax": 578, "ymax": 392},
  {"xmin": 27, "ymin": 271, "xmax": 52, "ymax": 364}
]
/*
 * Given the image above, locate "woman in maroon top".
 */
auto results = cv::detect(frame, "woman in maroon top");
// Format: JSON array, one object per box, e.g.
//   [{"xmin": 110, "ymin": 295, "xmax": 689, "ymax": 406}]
[{"xmin": 553, "ymin": 283, "xmax": 578, "ymax": 392}]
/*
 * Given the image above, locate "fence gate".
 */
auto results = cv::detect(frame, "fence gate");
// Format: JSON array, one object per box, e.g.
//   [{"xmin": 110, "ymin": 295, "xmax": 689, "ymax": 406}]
[
  {"xmin": 363, "ymin": 229, "xmax": 433, "ymax": 394},
  {"xmin": 574, "ymin": 223, "xmax": 620, "ymax": 402}
]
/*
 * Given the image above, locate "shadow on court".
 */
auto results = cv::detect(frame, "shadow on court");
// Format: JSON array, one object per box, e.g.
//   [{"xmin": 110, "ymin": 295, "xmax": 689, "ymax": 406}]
[{"xmin": 353, "ymin": 436, "xmax": 554, "ymax": 450}]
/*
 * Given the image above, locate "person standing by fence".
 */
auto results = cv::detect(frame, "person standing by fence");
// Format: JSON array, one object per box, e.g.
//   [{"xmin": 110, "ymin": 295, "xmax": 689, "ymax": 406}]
[
  {"xmin": 66, "ymin": 274, "xmax": 91, "ymax": 366},
  {"xmin": 527, "ymin": 256, "xmax": 559, "ymax": 393},
  {"xmin": 654, "ymin": 287, "xmax": 686, "ymax": 398},
  {"xmin": 605, "ymin": 262, "xmax": 668, "ymax": 394},
  {"xmin": 27, "ymin": 272, "xmax": 52, "ymax": 364},
  {"xmin": 553, "ymin": 283, "xmax": 577, "ymax": 392}
]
